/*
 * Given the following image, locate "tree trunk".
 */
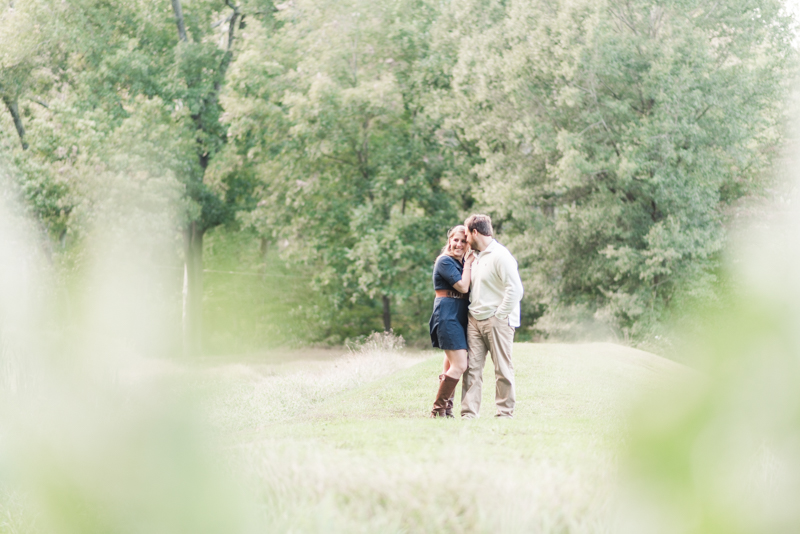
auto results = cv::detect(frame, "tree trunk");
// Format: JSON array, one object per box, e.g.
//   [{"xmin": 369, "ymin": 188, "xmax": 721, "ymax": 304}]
[
  {"xmin": 2, "ymin": 96, "xmax": 28, "ymax": 150},
  {"xmin": 170, "ymin": 0, "xmax": 188, "ymax": 42},
  {"xmin": 182, "ymin": 221, "xmax": 204, "ymax": 356},
  {"xmin": 382, "ymin": 294, "xmax": 391, "ymax": 332},
  {"xmin": 260, "ymin": 236, "xmax": 269, "ymax": 260},
  {"xmin": 260, "ymin": 236, "xmax": 269, "ymax": 278}
]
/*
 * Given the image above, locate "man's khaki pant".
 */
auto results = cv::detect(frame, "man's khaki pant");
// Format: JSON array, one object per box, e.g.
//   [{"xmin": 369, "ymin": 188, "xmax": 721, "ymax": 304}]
[{"xmin": 461, "ymin": 314, "xmax": 516, "ymax": 418}]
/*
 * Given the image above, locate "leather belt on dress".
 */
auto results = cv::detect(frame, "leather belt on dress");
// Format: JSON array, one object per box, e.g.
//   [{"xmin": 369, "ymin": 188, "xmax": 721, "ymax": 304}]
[{"xmin": 435, "ymin": 289, "xmax": 467, "ymax": 299}]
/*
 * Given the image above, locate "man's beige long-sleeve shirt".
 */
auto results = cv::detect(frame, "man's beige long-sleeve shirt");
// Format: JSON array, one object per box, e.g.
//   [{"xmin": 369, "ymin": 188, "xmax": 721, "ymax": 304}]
[{"xmin": 468, "ymin": 239, "xmax": 524, "ymax": 327}]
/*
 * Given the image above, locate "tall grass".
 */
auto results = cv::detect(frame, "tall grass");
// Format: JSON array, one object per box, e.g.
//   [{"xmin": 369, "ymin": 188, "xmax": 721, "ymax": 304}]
[
  {"xmin": 202, "ymin": 340, "xmax": 422, "ymax": 434},
  {"xmin": 193, "ymin": 341, "xmax": 676, "ymax": 533},
  {"xmin": 195, "ymin": 344, "xmax": 620, "ymax": 533},
  {"xmin": 238, "ymin": 440, "xmax": 613, "ymax": 534}
]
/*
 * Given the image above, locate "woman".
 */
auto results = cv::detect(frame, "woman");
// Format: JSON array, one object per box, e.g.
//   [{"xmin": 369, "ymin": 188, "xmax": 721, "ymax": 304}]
[{"xmin": 428, "ymin": 225, "xmax": 474, "ymax": 418}]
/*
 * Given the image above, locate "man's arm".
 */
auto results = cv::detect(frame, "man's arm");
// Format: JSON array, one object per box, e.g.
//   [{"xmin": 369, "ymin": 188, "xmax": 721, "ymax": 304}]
[{"xmin": 494, "ymin": 252, "xmax": 523, "ymax": 319}]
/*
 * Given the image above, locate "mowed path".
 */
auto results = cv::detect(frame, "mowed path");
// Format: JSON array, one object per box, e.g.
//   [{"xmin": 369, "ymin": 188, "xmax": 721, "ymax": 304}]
[
  {"xmin": 267, "ymin": 342, "xmax": 688, "ymax": 450},
  {"xmin": 208, "ymin": 342, "xmax": 692, "ymax": 533}
]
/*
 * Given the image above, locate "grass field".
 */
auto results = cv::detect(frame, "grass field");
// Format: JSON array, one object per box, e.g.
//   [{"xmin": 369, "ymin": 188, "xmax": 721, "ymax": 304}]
[
  {"xmin": 197, "ymin": 341, "xmax": 691, "ymax": 533},
  {"xmin": 0, "ymin": 341, "xmax": 692, "ymax": 534}
]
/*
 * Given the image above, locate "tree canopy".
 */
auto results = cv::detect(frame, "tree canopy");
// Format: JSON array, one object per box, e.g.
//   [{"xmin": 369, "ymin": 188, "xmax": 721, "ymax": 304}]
[{"xmin": 1, "ymin": 0, "xmax": 795, "ymax": 348}]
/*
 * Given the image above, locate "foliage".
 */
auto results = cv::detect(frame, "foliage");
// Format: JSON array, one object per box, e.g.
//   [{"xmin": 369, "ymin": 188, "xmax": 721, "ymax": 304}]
[
  {"xmin": 230, "ymin": 0, "xmax": 464, "ymax": 338},
  {"xmin": 434, "ymin": 0, "xmax": 796, "ymax": 340},
  {"xmin": 1, "ymin": 0, "xmax": 797, "ymax": 345}
]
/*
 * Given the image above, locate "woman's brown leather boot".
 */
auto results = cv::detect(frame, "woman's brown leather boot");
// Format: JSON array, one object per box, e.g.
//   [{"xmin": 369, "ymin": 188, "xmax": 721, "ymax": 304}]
[
  {"xmin": 438, "ymin": 374, "xmax": 456, "ymax": 417},
  {"xmin": 431, "ymin": 375, "xmax": 459, "ymax": 418}
]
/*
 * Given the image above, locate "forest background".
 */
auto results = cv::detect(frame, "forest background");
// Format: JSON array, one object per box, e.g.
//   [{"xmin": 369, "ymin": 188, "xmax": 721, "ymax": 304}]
[{"xmin": 1, "ymin": 0, "xmax": 796, "ymax": 356}]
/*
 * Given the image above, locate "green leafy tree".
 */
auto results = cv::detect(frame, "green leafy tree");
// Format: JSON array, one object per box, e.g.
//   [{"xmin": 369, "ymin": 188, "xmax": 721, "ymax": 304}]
[
  {"xmin": 2, "ymin": 0, "xmax": 278, "ymax": 354},
  {"xmin": 0, "ymin": 0, "xmax": 78, "ymax": 246},
  {"xmin": 233, "ymin": 0, "xmax": 463, "ymax": 338},
  {"xmin": 436, "ymin": 0, "xmax": 796, "ymax": 340},
  {"xmin": 4, "ymin": 0, "xmax": 796, "ymax": 347}
]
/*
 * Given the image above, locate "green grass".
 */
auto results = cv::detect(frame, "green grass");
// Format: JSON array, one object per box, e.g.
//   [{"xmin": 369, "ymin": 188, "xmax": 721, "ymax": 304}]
[
  {"xmin": 198, "ymin": 342, "xmax": 691, "ymax": 533},
  {"xmin": 0, "ymin": 341, "xmax": 691, "ymax": 533}
]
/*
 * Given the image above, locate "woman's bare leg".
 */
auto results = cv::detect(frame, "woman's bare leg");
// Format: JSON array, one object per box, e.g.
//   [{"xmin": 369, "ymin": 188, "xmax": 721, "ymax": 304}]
[
  {"xmin": 442, "ymin": 355, "xmax": 450, "ymax": 375},
  {"xmin": 444, "ymin": 349, "xmax": 467, "ymax": 379}
]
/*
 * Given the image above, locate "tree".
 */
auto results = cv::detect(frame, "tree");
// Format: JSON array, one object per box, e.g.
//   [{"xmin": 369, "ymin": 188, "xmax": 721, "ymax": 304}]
[
  {"xmin": 232, "ymin": 0, "xmax": 463, "ymax": 337},
  {"xmin": 4, "ymin": 0, "xmax": 796, "ymax": 347},
  {"xmin": 436, "ymin": 0, "xmax": 796, "ymax": 339},
  {"xmin": 167, "ymin": 0, "xmax": 252, "ymax": 355},
  {"xmin": 1, "ymin": 0, "xmax": 274, "ymax": 354},
  {"xmin": 0, "ymin": 1, "xmax": 38, "ymax": 150}
]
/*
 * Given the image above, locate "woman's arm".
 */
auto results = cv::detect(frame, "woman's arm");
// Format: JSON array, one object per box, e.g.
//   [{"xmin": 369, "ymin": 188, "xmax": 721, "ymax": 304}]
[{"xmin": 451, "ymin": 255, "xmax": 473, "ymax": 293}]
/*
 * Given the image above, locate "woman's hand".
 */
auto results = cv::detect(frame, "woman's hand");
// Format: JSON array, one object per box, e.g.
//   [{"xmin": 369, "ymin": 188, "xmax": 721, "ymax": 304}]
[
  {"xmin": 452, "ymin": 252, "xmax": 473, "ymax": 293},
  {"xmin": 464, "ymin": 250, "xmax": 475, "ymax": 267}
]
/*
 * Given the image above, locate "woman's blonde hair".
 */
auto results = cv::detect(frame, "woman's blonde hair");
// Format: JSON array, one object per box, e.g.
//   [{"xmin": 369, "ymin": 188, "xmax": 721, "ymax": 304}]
[{"xmin": 438, "ymin": 225, "xmax": 467, "ymax": 258}]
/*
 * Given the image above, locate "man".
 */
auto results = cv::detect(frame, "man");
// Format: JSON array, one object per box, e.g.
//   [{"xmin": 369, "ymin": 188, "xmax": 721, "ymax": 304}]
[{"xmin": 461, "ymin": 214, "xmax": 524, "ymax": 418}]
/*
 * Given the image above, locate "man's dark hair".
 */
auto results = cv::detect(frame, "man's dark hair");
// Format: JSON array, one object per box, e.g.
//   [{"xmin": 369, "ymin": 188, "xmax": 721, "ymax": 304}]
[{"xmin": 465, "ymin": 214, "xmax": 493, "ymax": 236}]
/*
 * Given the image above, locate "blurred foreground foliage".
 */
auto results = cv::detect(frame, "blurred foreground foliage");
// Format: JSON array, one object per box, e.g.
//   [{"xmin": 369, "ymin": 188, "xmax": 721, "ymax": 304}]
[
  {"xmin": 1, "ymin": 0, "xmax": 796, "ymax": 347},
  {"xmin": 621, "ymin": 186, "xmax": 800, "ymax": 532}
]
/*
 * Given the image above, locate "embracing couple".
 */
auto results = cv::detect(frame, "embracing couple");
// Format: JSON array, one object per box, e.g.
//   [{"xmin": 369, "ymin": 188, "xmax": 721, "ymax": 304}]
[{"xmin": 428, "ymin": 214, "xmax": 524, "ymax": 419}]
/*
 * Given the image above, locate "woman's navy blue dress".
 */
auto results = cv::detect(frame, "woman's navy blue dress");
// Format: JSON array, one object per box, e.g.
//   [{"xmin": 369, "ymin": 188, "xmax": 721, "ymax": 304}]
[{"xmin": 429, "ymin": 256, "xmax": 469, "ymax": 350}]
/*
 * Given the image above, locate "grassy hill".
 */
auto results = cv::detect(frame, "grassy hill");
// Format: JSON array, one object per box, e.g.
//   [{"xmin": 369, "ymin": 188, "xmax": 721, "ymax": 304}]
[{"xmin": 203, "ymin": 342, "xmax": 691, "ymax": 533}]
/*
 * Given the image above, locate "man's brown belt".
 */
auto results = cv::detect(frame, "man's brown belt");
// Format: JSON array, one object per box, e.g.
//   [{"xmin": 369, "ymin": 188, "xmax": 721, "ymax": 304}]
[{"xmin": 435, "ymin": 289, "xmax": 467, "ymax": 299}]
